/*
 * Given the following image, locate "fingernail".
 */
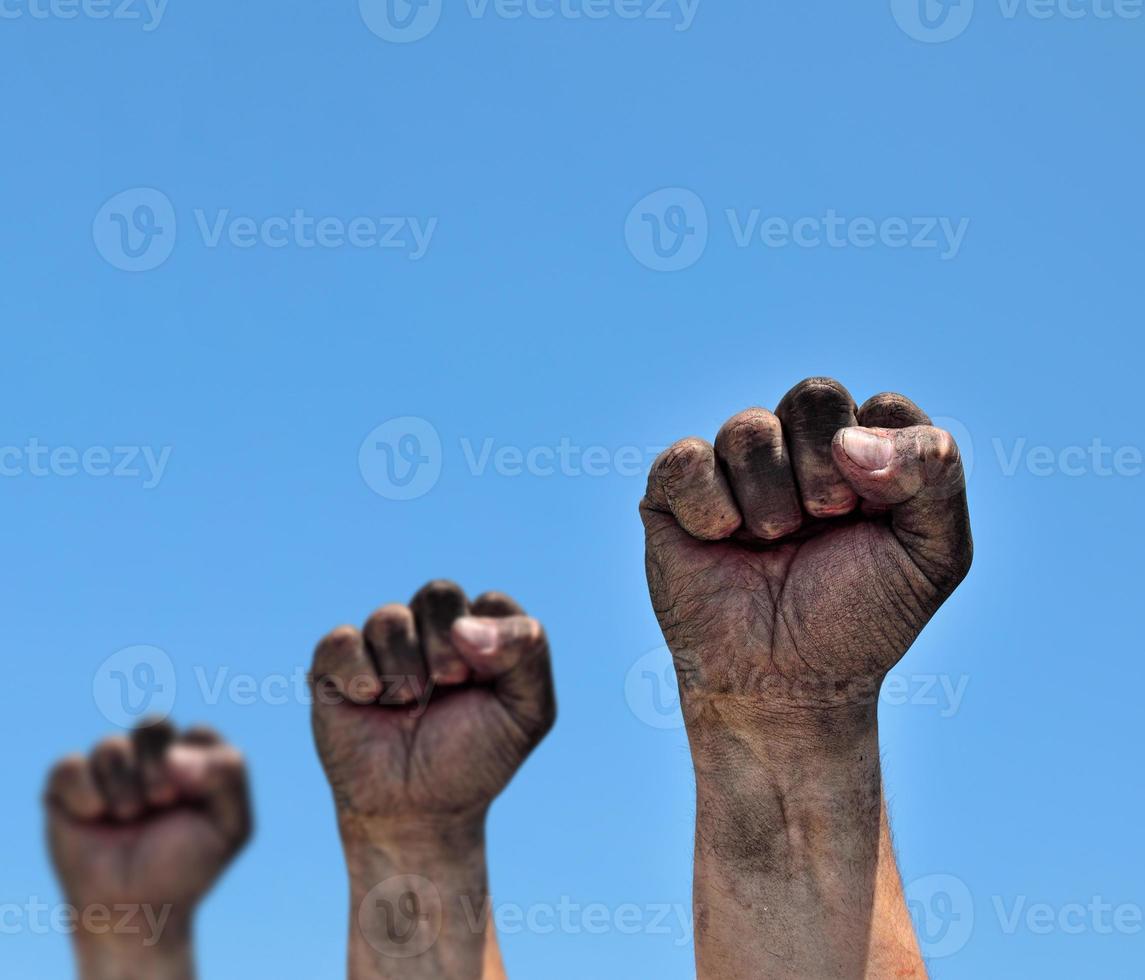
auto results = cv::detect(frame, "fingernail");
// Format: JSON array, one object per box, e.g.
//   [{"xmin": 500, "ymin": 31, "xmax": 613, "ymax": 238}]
[
  {"xmin": 841, "ymin": 428, "xmax": 895, "ymax": 471},
  {"xmin": 454, "ymin": 617, "xmax": 498, "ymax": 654}
]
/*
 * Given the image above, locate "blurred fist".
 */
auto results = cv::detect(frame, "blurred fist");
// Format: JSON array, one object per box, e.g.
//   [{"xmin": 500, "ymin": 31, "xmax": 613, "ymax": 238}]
[
  {"xmin": 310, "ymin": 581, "xmax": 556, "ymax": 831},
  {"xmin": 45, "ymin": 721, "xmax": 251, "ymax": 921},
  {"xmin": 641, "ymin": 378, "xmax": 973, "ymax": 728}
]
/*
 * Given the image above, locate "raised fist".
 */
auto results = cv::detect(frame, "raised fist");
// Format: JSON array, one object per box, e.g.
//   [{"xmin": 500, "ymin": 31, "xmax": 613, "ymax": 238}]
[
  {"xmin": 45, "ymin": 721, "xmax": 251, "ymax": 971},
  {"xmin": 310, "ymin": 580, "xmax": 556, "ymax": 833},
  {"xmin": 641, "ymin": 377, "xmax": 973, "ymax": 731}
]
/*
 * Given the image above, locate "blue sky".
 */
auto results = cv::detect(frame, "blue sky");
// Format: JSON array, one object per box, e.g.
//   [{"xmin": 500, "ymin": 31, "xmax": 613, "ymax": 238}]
[{"xmin": 1, "ymin": 1, "xmax": 1143, "ymax": 976}]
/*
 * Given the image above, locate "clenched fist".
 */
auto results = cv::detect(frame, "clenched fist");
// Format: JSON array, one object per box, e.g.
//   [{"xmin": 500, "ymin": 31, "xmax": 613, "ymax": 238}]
[
  {"xmin": 642, "ymin": 378, "xmax": 972, "ymax": 979},
  {"xmin": 641, "ymin": 376, "xmax": 973, "ymax": 732},
  {"xmin": 310, "ymin": 581, "xmax": 555, "ymax": 978},
  {"xmin": 311, "ymin": 580, "xmax": 556, "ymax": 830},
  {"xmin": 45, "ymin": 721, "xmax": 251, "ymax": 980}
]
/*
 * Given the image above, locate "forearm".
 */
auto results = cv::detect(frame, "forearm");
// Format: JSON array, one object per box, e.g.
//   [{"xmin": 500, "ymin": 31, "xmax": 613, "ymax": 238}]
[
  {"xmin": 688, "ymin": 703, "xmax": 924, "ymax": 980},
  {"xmin": 341, "ymin": 814, "xmax": 505, "ymax": 980},
  {"xmin": 72, "ymin": 919, "xmax": 195, "ymax": 980}
]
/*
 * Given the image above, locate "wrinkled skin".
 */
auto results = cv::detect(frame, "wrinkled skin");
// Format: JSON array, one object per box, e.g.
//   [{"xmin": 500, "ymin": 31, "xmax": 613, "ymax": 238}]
[
  {"xmin": 641, "ymin": 377, "xmax": 974, "ymax": 725},
  {"xmin": 641, "ymin": 377, "xmax": 973, "ymax": 980},
  {"xmin": 310, "ymin": 580, "xmax": 556, "ymax": 828}
]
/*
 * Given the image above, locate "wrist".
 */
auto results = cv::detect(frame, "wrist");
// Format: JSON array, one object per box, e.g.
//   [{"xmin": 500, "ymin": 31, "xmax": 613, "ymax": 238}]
[
  {"xmin": 72, "ymin": 916, "xmax": 194, "ymax": 980},
  {"xmin": 684, "ymin": 690, "xmax": 879, "ymax": 769},
  {"xmin": 340, "ymin": 811, "xmax": 492, "ymax": 979}
]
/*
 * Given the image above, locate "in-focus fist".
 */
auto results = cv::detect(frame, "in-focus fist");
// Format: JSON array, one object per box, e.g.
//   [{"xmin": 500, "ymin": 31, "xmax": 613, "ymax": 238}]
[
  {"xmin": 310, "ymin": 581, "xmax": 556, "ymax": 836},
  {"xmin": 641, "ymin": 377, "xmax": 972, "ymax": 732},
  {"xmin": 45, "ymin": 721, "xmax": 251, "ymax": 922}
]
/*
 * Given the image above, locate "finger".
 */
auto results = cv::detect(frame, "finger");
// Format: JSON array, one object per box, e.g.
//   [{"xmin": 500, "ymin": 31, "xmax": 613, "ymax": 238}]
[
  {"xmin": 363, "ymin": 604, "xmax": 428, "ymax": 707},
  {"xmin": 311, "ymin": 626, "xmax": 382, "ymax": 707},
  {"xmin": 642, "ymin": 437, "xmax": 741, "ymax": 541},
  {"xmin": 776, "ymin": 377, "xmax": 860, "ymax": 518},
  {"xmin": 855, "ymin": 393, "xmax": 932, "ymax": 515},
  {"xmin": 45, "ymin": 755, "xmax": 105, "ymax": 821},
  {"xmin": 132, "ymin": 719, "xmax": 177, "ymax": 807},
  {"xmin": 470, "ymin": 591, "xmax": 525, "ymax": 617},
  {"xmin": 452, "ymin": 616, "xmax": 556, "ymax": 739},
  {"xmin": 168, "ymin": 742, "xmax": 253, "ymax": 851},
  {"xmin": 179, "ymin": 725, "xmax": 223, "ymax": 747},
  {"xmin": 714, "ymin": 408, "xmax": 802, "ymax": 541},
  {"xmin": 832, "ymin": 425, "xmax": 973, "ymax": 591},
  {"xmin": 90, "ymin": 736, "xmax": 143, "ymax": 821},
  {"xmin": 857, "ymin": 392, "xmax": 931, "ymax": 429},
  {"xmin": 410, "ymin": 580, "xmax": 471, "ymax": 686}
]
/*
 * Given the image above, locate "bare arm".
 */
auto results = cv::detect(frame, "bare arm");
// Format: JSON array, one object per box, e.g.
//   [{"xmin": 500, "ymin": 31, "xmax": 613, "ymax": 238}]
[
  {"xmin": 641, "ymin": 377, "xmax": 972, "ymax": 978},
  {"xmin": 310, "ymin": 581, "xmax": 556, "ymax": 979},
  {"xmin": 45, "ymin": 721, "xmax": 251, "ymax": 980}
]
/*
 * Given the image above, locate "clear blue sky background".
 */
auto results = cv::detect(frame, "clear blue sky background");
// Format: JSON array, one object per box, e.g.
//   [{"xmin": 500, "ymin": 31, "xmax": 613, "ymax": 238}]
[{"xmin": 2, "ymin": 2, "xmax": 1142, "ymax": 977}]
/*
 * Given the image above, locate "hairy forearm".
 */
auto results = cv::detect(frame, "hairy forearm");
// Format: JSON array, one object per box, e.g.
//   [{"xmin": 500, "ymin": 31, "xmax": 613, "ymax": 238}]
[
  {"xmin": 341, "ymin": 815, "xmax": 506, "ymax": 980},
  {"xmin": 688, "ymin": 704, "xmax": 924, "ymax": 980}
]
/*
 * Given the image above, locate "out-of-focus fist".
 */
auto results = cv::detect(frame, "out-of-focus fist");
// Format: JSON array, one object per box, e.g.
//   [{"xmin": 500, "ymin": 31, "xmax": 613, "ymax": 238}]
[
  {"xmin": 45, "ymin": 721, "xmax": 251, "ymax": 927},
  {"xmin": 641, "ymin": 378, "xmax": 972, "ymax": 732},
  {"xmin": 310, "ymin": 581, "xmax": 556, "ymax": 834}
]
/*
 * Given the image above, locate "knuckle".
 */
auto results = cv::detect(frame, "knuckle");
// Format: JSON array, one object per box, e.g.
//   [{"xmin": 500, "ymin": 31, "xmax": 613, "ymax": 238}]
[
  {"xmin": 365, "ymin": 604, "xmax": 413, "ymax": 636},
  {"xmin": 415, "ymin": 579, "xmax": 464, "ymax": 604},
  {"xmin": 320, "ymin": 625, "xmax": 361, "ymax": 655},
  {"xmin": 717, "ymin": 408, "xmax": 782, "ymax": 454},
  {"xmin": 925, "ymin": 428, "xmax": 962, "ymax": 469},
  {"xmin": 780, "ymin": 376, "xmax": 852, "ymax": 414},
  {"xmin": 657, "ymin": 437, "xmax": 707, "ymax": 484},
  {"xmin": 47, "ymin": 755, "xmax": 83, "ymax": 789},
  {"xmin": 92, "ymin": 735, "xmax": 130, "ymax": 760}
]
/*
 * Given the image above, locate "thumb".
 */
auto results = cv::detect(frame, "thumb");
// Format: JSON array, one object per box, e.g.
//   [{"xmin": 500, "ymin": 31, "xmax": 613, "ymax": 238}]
[
  {"xmin": 168, "ymin": 743, "xmax": 253, "ymax": 853},
  {"xmin": 832, "ymin": 425, "xmax": 973, "ymax": 592},
  {"xmin": 451, "ymin": 616, "xmax": 557, "ymax": 740}
]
